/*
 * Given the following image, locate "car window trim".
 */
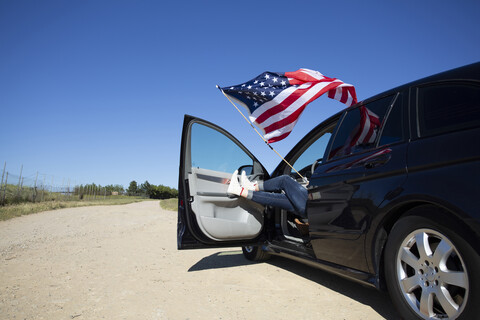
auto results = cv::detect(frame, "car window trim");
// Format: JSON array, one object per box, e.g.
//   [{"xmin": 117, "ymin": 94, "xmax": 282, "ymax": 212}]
[
  {"xmin": 322, "ymin": 111, "xmax": 348, "ymax": 164},
  {"xmin": 375, "ymin": 92, "xmax": 403, "ymax": 148}
]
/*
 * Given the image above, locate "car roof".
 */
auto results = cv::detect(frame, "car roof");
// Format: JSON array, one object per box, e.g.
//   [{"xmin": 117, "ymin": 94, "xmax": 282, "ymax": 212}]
[
  {"xmin": 273, "ymin": 62, "xmax": 480, "ymax": 176},
  {"xmin": 356, "ymin": 61, "xmax": 480, "ymax": 106}
]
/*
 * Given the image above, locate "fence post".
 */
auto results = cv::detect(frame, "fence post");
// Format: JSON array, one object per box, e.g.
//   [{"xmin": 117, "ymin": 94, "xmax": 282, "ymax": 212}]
[
  {"xmin": 20, "ymin": 177, "xmax": 24, "ymax": 200},
  {"xmin": 41, "ymin": 175, "xmax": 46, "ymax": 202},
  {"xmin": 67, "ymin": 179, "xmax": 70, "ymax": 200},
  {"xmin": 61, "ymin": 178, "xmax": 65, "ymax": 201},
  {"xmin": 16, "ymin": 165, "xmax": 23, "ymax": 198},
  {"xmin": 32, "ymin": 172, "xmax": 38, "ymax": 202},
  {"xmin": 0, "ymin": 162, "xmax": 5, "ymax": 190},
  {"xmin": 104, "ymin": 187, "xmax": 106, "ymax": 200},
  {"xmin": 1, "ymin": 172, "xmax": 7, "ymax": 205}
]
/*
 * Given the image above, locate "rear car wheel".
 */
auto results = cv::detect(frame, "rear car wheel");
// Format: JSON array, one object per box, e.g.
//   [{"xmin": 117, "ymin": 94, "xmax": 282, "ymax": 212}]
[
  {"xmin": 385, "ymin": 213, "xmax": 480, "ymax": 319},
  {"xmin": 242, "ymin": 245, "xmax": 271, "ymax": 261}
]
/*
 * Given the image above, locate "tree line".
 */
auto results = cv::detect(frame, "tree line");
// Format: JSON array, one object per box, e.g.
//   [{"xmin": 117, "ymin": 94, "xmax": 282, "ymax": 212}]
[
  {"xmin": 74, "ymin": 183, "xmax": 125, "ymax": 196},
  {"xmin": 74, "ymin": 181, "xmax": 178, "ymax": 199},
  {"xmin": 127, "ymin": 180, "xmax": 178, "ymax": 199}
]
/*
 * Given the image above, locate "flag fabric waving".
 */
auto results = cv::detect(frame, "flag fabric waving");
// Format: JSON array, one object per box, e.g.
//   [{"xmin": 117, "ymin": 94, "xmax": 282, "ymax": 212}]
[
  {"xmin": 329, "ymin": 106, "xmax": 380, "ymax": 159},
  {"xmin": 220, "ymin": 68, "xmax": 357, "ymax": 143},
  {"xmin": 355, "ymin": 106, "xmax": 381, "ymax": 146}
]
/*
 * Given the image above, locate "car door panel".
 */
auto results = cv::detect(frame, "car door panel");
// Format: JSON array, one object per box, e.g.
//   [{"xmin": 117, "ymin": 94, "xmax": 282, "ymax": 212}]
[
  {"xmin": 178, "ymin": 115, "xmax": 268, "ymax": 249},
  {"xmin": 307, "ymin": 145, "xmax": 408, "ymax": 272},
  {"xmin": 188, "ymin": 167, "xmax": 264, "ymax": 241},
  {"xmin": 304, "ymin": 94, "xmax": 408, "ymax": 272},
  {"xmin": 307, "ymin": 153, "xmax": 374, "ymax": 271}
]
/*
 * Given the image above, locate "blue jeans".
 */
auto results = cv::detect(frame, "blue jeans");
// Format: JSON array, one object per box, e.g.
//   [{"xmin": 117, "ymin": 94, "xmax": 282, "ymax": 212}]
[{"xmin": 248, "ymin": 175, "xmax": 308, "ymax": 217}]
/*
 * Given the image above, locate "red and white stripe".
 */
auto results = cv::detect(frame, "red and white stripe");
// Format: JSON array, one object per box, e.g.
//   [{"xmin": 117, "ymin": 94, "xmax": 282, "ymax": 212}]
[
  {"xmin": 329, "ymin": 105, "xmax": 381, "ymax": 159},
  {"xmin": 250, "ymin": 68, "xmax": 357, "ymax": 143},
  {"xmin": 351, "ymin": 106, "xmax": 380, "ymax": 146}
]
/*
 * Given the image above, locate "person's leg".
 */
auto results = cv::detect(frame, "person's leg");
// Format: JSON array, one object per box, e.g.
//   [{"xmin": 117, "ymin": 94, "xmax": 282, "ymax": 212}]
[
  {"xmin": 260, "ymin": 176, "xmax": 308, "ymax": 217},
  {"xmin": 248, "ymin": 191, "xmax": 296, "ymax": 212},
  {"xmin": 260, "ymin": 175, "xmax": 300, "ymax": 192},
  {"xmin": 229, "ymin": 172, "xmax": 308, "ymax": 217}
]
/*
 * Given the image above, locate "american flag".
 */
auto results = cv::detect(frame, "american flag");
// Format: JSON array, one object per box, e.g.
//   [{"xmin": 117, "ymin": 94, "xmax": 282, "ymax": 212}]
[
  {"xmin": 330, "ymin": 106, "xmax": 380, "ymax": 159},
  {"xmin": 352, "ymin": 106, "xmax": 381, "ymax": 146},
  {"xmin": 221, "ymin": 68, "xmax": 357, "ymax": 143}
]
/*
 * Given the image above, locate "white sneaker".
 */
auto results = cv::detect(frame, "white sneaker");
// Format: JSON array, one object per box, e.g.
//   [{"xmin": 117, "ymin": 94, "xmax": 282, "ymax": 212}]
[
  {"xmin": 240, "ymin": 171, "xmax": 258, "ymax": 191},
  {"xmin": 227, "ymin": 170, "xmax": 247, "ymax": 197}
]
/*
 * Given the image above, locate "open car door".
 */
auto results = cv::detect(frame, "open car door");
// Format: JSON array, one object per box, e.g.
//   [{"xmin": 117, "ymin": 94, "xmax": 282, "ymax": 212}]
[{"xmin": 177, "ymin": 115, "xmax": 269, "ymax": 249}]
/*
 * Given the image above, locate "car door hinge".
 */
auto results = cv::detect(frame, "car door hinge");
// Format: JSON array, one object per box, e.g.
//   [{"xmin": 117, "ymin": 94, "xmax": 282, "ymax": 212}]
[{"xmin": 188, "ymin": 196, "xmax": 194, "ymax": 203}]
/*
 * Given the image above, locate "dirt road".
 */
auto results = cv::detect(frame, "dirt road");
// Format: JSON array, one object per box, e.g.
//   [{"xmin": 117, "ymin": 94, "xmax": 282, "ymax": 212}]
[{"xmin": 0, "ymin": 201, "xmax": 399, "ymax": 319}]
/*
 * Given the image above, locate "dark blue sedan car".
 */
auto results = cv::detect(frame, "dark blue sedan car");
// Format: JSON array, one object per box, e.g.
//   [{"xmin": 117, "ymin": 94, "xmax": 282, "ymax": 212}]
[{"xmin": 177, "ymin": 62, "xmax": 480, "ymax": 320}]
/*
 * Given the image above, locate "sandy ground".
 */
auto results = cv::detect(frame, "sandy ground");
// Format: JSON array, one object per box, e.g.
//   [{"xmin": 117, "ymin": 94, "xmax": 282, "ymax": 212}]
[{"xmin": 0, "ymin": 201, "xmax": 400, "ymax": 320}]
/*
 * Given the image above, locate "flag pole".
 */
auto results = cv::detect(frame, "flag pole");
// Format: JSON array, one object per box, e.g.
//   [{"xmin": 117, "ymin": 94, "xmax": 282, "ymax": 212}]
[{"xmin": 216, "ymin": 85, "xmax": 306, "ymax": 181}]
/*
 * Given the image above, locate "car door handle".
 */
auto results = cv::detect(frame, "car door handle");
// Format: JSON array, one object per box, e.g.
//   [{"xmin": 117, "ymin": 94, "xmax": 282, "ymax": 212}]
[{"xmin": 364, "ymin": 154, "xmax": 391, "ymax": 169}]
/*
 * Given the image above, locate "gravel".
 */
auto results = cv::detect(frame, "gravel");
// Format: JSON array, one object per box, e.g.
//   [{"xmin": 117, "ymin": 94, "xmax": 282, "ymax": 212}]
[{"xmin": 0, "ymin": 201, "xmax": 399, "ymax": 319}]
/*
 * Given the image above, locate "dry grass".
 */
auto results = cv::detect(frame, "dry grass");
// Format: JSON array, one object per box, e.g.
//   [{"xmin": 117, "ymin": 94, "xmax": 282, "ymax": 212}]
[
  {"xmin": 159, "ymin": 198, "xmax": 178, "ymax": 211},
  {"xmin": 0, "ymin": 197, "xmax": 149, "ymax": 221}
]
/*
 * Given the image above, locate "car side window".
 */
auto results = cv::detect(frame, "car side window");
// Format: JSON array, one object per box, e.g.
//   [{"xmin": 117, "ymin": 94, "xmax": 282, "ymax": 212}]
[
  {"xmin": 379, "ymin": 94, "xmax": 403, "ymax": 146},
  {"xmin": 190, "ymin": 123, "xmax": 253, "ymax": 173},
  {"xmin": 328, "ymin": 95, "xmax": 395, "ymax": 160},
  {"xmin": 291, "ymin": 128, "xmax": 334, "ymax": 173},
  {"xmin": 417, "ymin": 83, "xmax": 480, "ymax": 137}
]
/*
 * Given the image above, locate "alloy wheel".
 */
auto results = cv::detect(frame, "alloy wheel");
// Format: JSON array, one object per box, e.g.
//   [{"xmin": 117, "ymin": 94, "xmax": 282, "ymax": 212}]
[{"xmin": 396, "ymin": 228, "xmax": 469, "ymax": 319}]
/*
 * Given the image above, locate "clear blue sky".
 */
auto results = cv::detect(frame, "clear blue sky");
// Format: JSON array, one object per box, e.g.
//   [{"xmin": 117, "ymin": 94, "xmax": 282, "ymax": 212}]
[{"xmin": 1, "ymin": 0, "xmax": 479, "ymax": 189}]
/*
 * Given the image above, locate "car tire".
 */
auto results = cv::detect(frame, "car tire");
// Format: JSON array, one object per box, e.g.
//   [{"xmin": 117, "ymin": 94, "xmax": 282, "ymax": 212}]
[
  {"xmin": 242, "ymin": 245, "xmax": 271, "ymax": 261},
  {"xmin": 384, "ymin": 211, "xmax": 480, "ymax": 320}
]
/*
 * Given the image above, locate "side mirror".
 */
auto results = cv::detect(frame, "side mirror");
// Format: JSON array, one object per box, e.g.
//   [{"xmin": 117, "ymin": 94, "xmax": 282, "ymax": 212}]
[{"xmin": 238, "ymin": 165, "xmax": 253, "ymax": 175}]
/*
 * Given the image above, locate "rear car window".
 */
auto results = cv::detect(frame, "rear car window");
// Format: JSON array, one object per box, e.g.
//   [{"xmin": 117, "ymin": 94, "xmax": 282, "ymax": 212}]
[
  {"xmin": 418, "ymin": 83, "xmax": 480, "ymax": 136},
  {"xmin": 328, "ymin": 95, "xmax": 396, "ymax": 160}
]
